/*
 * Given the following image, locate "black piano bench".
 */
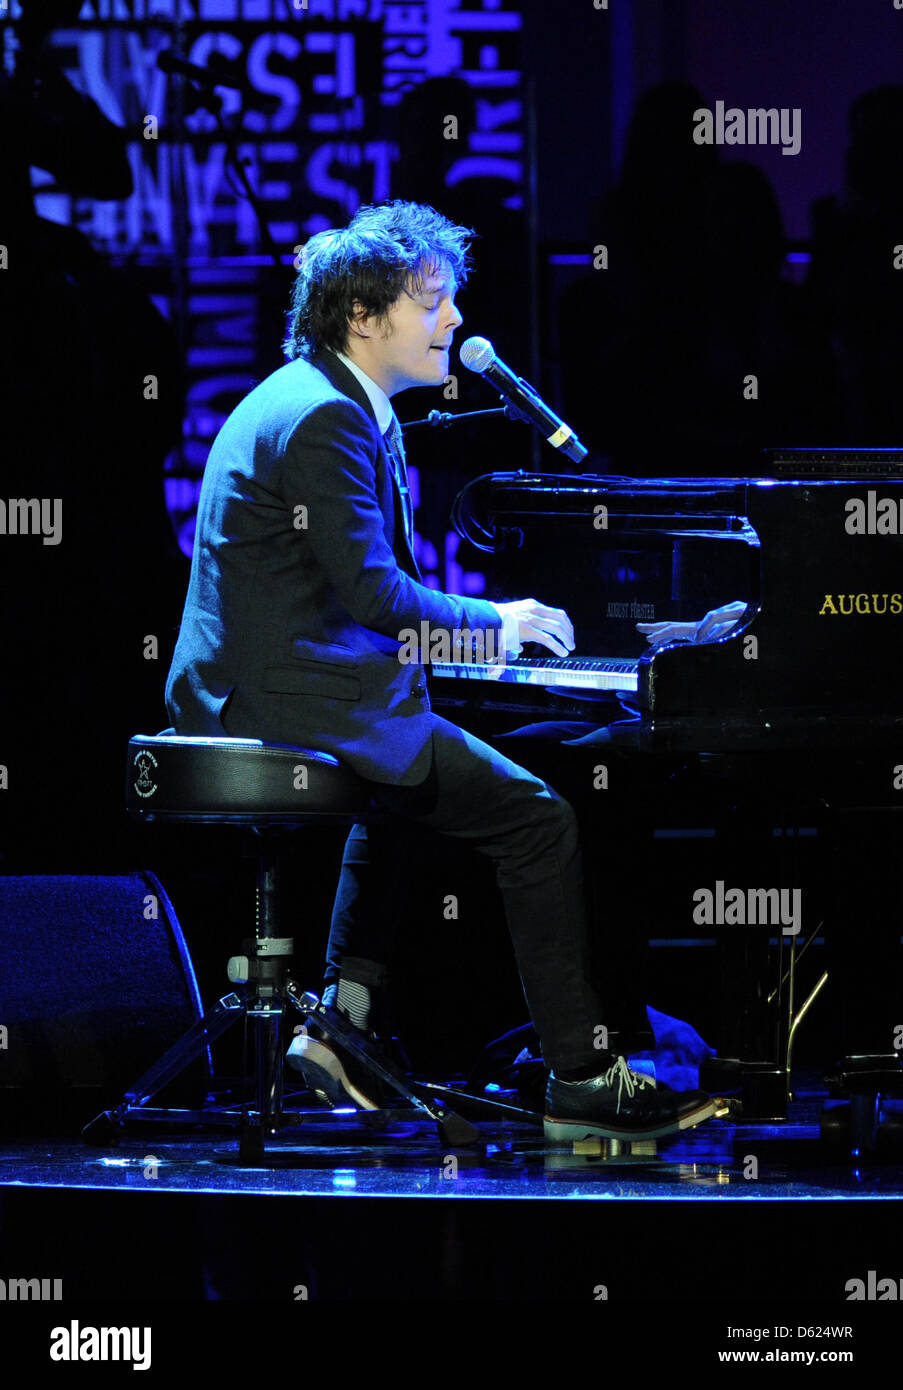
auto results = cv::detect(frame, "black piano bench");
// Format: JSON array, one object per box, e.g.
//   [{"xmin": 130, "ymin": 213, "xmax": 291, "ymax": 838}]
[{"xmin": 81, "ymin": 733, "xmax": 479, "ymax": 1162}]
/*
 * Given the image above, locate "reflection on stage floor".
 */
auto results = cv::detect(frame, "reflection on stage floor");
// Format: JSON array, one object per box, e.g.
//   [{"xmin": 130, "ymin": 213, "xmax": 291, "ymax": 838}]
[{"xmin": 5, "ymin": 1072, "xmax": 903, "ymax": 1201}]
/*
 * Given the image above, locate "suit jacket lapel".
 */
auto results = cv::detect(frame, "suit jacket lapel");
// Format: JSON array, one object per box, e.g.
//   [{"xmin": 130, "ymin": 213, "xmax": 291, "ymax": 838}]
[{"xmin": 306, "ymin": 348, "xmax": 422, "ymax": 581}]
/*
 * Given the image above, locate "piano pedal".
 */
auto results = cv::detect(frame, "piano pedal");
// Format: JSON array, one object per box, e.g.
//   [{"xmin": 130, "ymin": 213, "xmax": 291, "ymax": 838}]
[
  {"xmin": 699, "ymin": 1057, "xmax": 787, "ymax": 1121},
  {"xmin": 711, "ymin": 1094, "xmax": 742, "ymax": 1121}
]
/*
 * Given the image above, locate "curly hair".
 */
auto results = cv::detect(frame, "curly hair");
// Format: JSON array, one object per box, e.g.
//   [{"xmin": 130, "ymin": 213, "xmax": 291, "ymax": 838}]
[{"xmin": 283, "ymin": 200, "xmax": 477, "ymax": 359}]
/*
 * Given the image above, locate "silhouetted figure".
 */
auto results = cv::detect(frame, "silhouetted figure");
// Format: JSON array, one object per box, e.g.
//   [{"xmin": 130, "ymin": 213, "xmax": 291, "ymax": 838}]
[
  {"xmin": 392, "ymin": 76, "xmax": 530, "ymax": 363},
  {"xmin": 688, "ymin": 160, "xmax": 839, "ymax": 460},
  {"xmin": 808, "ymin": 85, "xmax": 903, "ymax": 443},
  {"xmin": 558, "ymin": 81, "xmax": 837, "ymax": 475},
  {"xmin": 0, "ymin": 2, "xmax": 186, "ymax": 869},
  {"xmin": 388, "ymin": 78, "xmax": 533, "ymax": 589}
]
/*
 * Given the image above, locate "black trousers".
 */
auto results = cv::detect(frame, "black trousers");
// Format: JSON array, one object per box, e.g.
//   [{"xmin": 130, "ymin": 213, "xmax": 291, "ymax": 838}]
[{"xmin": 323, "ymin": 713, "xmax": 609, "ymax": 1073}]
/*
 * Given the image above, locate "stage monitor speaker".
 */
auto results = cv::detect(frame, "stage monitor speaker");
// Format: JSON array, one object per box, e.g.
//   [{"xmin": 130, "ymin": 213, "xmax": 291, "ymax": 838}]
[{"xmin": 0, "ymin": 872, "xmax": 211, "ymax": 1134}]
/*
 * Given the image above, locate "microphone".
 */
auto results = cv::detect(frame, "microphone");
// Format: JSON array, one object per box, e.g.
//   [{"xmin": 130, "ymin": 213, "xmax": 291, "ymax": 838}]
[
  {"xmin": 459, "ymin": 336, "xmax": 587, "ymax": 464},
  {"xmin": 156, "ymin": 49, "xmax": 278, "ymax": 110}
]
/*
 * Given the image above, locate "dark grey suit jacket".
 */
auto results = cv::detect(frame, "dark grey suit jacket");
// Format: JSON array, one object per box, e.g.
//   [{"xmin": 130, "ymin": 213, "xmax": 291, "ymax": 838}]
[{"xmin": 164, "ymin": 347, "xmax": 502, "ymax": 785}]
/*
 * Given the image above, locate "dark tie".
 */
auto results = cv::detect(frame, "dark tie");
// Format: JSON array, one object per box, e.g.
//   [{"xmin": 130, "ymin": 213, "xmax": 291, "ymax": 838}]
[{"xmin": 383, "ymin": 414, "xmax": 414, "ymax": 550}]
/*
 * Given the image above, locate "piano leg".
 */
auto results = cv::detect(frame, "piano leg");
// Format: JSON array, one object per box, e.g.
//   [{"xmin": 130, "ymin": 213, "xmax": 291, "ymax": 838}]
[
  {"xmin": 678, "ymin": 761, "xmax": 828, "ymax": 1121},
  {"xmin": 822, "ymin": 806, "xmax": 903, "ymax": 1152}
]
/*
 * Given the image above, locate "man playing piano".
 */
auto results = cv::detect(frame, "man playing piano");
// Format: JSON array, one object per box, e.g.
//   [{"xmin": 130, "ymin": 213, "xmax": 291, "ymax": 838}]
[{"xmin": 165, "ymin": 199, "xmax": 717, "ymax": 1141}]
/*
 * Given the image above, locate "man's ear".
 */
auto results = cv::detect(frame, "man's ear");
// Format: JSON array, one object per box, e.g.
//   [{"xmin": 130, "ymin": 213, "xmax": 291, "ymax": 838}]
[{"xmin": 347, "ymin": 300, "xmax": 370, "ymax": 340}]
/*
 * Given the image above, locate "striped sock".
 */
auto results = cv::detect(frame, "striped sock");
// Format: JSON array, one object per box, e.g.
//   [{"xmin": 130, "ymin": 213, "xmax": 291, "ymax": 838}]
[
  {"xmin": 336, "ymin": 976, "xmax": 371, "ymax": 1031},
  {"xmin": 556, "ymin": 1055, "xmax": 614, "ymax": 1081}
]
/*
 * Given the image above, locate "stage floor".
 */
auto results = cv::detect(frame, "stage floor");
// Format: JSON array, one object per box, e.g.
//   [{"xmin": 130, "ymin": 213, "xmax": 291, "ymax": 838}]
[
  {"xmin": 3, "ymin": 1078, "xmax": 903, "ymax": 1348},
  {"xmin": 4, "ymin": 1081, "xmax": 903, "ymax": 1201}
]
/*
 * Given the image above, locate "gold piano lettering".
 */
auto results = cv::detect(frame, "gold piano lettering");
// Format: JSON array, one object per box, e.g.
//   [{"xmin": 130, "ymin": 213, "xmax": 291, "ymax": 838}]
[{"xmin": 818, "ymin": 593, "xmax": 903, "ymax": 615}]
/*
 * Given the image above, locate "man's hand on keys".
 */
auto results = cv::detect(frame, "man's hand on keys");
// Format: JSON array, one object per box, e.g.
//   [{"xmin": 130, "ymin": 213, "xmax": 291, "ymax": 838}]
[
  {"xmin": 636, "ymin": 600, "xmax": 748, "ymax": 649},
  {"xmin": 492, "ymin": 598, "xmax": 576, "ymax": 659}
]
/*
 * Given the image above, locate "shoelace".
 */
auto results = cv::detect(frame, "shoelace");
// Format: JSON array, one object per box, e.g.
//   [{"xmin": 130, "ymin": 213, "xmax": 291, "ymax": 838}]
[{"xmin": 604, "ymin": 1054, "xmax": 656, "ymax": 1113}]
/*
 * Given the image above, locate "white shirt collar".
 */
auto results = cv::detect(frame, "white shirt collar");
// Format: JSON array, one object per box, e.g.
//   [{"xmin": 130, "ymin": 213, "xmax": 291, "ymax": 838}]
[{"xmin": 334, "ymin": 350, "xmax": 394, "ymax": 435}]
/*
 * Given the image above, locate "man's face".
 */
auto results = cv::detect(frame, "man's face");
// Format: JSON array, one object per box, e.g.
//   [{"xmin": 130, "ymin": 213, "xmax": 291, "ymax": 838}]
[{"xmin": 346, "ymin": 263, "xmax": 463, "ymax": 397}]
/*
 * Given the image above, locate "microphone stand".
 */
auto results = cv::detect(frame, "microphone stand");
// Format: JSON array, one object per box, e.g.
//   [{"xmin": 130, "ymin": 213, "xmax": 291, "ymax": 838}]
[
  {"xmin": 166, "ymin": 60, "xmax": 282, "ymax": 268},
  {"xmin": 403, "ymin": 405, "xmax": 515, "ymax": 429}
]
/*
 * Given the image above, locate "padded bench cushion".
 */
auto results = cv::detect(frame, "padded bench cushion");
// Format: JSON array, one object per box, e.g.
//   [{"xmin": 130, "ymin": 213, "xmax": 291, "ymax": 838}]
[{"xmin": 126, "ymin": 734, "xmax": 377, "ymax": 824}]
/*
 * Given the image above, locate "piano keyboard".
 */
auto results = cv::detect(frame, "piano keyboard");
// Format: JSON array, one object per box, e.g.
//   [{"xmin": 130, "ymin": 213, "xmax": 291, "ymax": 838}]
[{"xmin": 429, "ymin": 655, "xmax": 639, "ymax": 693}]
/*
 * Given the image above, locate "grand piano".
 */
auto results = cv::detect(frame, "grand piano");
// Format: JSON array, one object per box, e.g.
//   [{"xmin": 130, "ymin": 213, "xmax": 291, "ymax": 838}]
[
  {"xmin": 427, "ymin": 461, "xmax": 903, "ymax": 1138},
  {"xmin": 433, "ymin": 468, "xmax": 903, "ymax": 752}
]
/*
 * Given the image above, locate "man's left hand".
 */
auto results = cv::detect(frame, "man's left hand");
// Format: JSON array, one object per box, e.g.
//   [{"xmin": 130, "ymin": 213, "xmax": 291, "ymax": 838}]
[{"xmin": 636, "ymin": 599, "xmax": 748, "ymax": 648}]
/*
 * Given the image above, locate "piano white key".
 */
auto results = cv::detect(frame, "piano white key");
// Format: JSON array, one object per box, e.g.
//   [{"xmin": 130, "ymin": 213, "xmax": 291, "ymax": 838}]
[{"xmin": 429, "ymin": 657, "xmax": 639, "ymax": 693}]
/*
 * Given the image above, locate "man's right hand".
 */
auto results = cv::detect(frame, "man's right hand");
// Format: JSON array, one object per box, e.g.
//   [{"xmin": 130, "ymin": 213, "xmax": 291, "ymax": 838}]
[{"xmin": 492, "ymin": 598, "xmax": 575, "ymax": 659}]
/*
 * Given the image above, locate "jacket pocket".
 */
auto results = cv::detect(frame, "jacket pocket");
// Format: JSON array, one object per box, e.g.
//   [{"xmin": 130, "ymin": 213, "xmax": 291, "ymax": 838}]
[
  {"xmin": 292, "ymin": 636, "xmax": 357, "ymax": 663},
  {"xmin": 265, "ymin": 663, "xmax": 361, "ymax": 702},
  {"xmin": 216, "ymin": 685, "xmax": 236, "ymax": 727}
]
